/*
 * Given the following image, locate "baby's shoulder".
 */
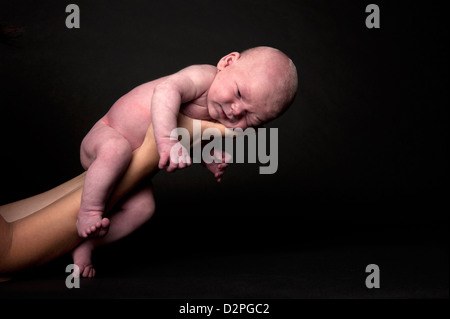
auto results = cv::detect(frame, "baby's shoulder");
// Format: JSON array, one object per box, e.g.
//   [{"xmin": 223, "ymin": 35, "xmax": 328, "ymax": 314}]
[
  {"xmin": 181, "ymin": 64, "xmax": 217, "ymax": 80},
  {"xmin": 175, "ymin": 64, "xmax": 217, "ymax": 93},
  {"xmin": 187, "ymin": 64, "xmax": 217, "ymax": 73}
]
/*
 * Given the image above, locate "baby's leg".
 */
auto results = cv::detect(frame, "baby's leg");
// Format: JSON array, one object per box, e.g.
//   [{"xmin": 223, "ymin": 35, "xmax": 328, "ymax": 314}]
[
  {"xmin": 77, "ymin": 122, "xmax": 133, "ymax": 238},
  {"xmin": 72, "ymin": 181, "xmax": 155, "ymax": 277}
]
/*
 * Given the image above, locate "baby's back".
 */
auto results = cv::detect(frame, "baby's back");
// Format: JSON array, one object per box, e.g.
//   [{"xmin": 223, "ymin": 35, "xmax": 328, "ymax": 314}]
[
  {"xmin": 101, "ymin": 65, "xmax": 215, "ymax": 150},
  {"xmin": 102, "ymin": 77, "xmax": 168, "ymax": 150}
]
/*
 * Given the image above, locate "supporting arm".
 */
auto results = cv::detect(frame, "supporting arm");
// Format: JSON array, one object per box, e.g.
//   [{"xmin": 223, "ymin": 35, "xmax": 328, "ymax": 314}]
[{"xmin": 0, "ymin": 115, "xmax": 225, "ymax": 275}]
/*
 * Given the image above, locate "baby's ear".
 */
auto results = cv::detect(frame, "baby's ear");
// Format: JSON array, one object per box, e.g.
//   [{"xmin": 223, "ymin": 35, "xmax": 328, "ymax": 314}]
[{"xmin": 217, "ymin": 52, "xmax": 240, "ymax": 71}]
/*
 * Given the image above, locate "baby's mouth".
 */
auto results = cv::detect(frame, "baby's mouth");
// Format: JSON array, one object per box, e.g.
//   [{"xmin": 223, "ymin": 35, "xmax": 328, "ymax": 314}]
[
  {"xmin": 219, "ymin": 104, "xmax": 233, "ymax": 121},
  {"xmin": 218, "ymin": 104, "xmax": 228, "ymax": 119}
]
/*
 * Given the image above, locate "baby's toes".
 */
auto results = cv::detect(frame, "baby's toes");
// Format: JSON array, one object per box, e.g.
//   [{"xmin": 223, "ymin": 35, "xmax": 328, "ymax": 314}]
[
  {"xmin": 85, "ymin": 225, "xmax": 98, "ymax": 238},
  {"xmin": 101, "ymin": 218, "xmax": 110, "ymax": 229},
  {"xmin": 93, "ymin": 218, "xmax": 110, "ymax": 237}
]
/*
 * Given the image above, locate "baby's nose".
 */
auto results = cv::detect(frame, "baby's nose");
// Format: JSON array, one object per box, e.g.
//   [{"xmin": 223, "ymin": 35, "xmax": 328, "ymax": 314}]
[{"xmin": 230, "ymin": 103, "xmax": 243, "ymax": 116}]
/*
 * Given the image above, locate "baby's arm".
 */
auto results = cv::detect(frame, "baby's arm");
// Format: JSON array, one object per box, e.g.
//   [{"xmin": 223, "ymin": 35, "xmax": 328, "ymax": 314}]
[{"xmin": 151, "ymin": 65, "xmax": 216, "ymax": 172}]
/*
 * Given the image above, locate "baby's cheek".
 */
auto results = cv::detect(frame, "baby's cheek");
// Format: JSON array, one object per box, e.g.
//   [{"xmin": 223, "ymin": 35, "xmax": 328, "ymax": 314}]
[{"xmin": 207, "ymin": 104, "xmax": 217, "ymax": 119}]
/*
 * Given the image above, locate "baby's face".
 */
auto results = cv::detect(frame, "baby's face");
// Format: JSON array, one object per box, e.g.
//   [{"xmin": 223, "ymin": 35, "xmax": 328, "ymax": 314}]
[{"xmin": 207, "ymin": 54, "xmax": 279, "ymax": 129}]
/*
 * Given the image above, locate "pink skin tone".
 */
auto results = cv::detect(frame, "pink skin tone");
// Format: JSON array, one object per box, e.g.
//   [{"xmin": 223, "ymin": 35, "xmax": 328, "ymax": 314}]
[{"xmin": 74, "ymin": 49, "xmax": 287, "ymax": 277}]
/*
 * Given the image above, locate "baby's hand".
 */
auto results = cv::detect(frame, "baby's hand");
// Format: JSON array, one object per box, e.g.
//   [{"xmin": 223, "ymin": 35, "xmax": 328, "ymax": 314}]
[
  {"xmin": 203, "ymin": 149, "xmax": 231, "ymax": 182},
  {"xmin": 157, "ymin": 138, "xmax": 191, "ymax": 172}
]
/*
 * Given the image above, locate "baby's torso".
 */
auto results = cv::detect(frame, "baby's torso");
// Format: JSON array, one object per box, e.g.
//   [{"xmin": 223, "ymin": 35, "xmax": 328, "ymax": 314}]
[{"xmin": 101, "ymin": 76, "xmax": 212, "ymax": 150}]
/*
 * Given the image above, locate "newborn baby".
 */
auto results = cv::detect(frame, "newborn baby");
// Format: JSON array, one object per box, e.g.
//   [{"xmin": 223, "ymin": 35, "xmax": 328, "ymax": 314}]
[{"xmin": 73, "ymin": 46, "xmax": 298, "ymax": 277}]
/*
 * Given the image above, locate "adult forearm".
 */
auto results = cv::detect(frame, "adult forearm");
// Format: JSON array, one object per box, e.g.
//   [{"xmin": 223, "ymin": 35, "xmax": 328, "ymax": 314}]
[
  {"xmin": 107, "ymin": 113, "xmax": 226, "ymax": 211},
  {"xmin": 0, "ymin": 115, "xmax": 225, "ymax": 275}
]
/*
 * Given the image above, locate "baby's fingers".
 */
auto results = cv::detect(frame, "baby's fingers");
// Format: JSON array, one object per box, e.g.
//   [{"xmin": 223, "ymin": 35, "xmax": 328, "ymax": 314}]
[
  {"xmin": 166, "ymin": 160, "xmax": 179, "ymax": 172},
  {"xmin": 222, "ymin": 151, "xmax": 232, "ymax": 163},
  {"xmin": 158, "ymin": 154, "xmax": 170, "ymax": 170},
  {"xmin": 218, "ymin": 163, "xmax": 228, "ymax": 170},
  {"xmin": 178, "ymin": 155, "xmax": 192, "ymax": 169},
  {"xmin": 178, "ymin": 153, "xmax": 193, "ymax": 170},
  {"xmin": 166, "ymin": 154, "xmax": 191, "ymax": 172},
  {"xmin": 215, "ymin": 171, "xmax": 224, "ymax": 182}
]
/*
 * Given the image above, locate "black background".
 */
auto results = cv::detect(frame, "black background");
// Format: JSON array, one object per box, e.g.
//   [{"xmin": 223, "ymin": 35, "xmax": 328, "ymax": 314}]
[{"xmin": 0, "ymin": 0, "xmax": 448, "ymax": 299}]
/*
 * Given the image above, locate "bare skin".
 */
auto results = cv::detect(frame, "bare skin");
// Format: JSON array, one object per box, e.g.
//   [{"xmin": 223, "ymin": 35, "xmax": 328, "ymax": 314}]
[
  {"xmin": 74, "ymin": 47, "xmax": 297, "ymax": 276},
  {"xmin": 0, "ymin": 115, "xmax": 226, "ymax": 278},
  {"xmin": 73, "ymin": 76, "xmax": 229, "ymax": 276},
  {"xmin": 77, "ymin": 47, "xmax": 296, "ymax": 240},
  {"xmin": 76, "ymin": 73, "xmax": 226, "ymax": 238},
  {"xmin": 0, "ymin": 48, "xmax": 297, "ymax": 280}
]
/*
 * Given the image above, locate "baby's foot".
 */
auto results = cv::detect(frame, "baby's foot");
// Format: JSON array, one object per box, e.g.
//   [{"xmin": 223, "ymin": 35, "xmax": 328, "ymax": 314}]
[
  {"xmin": 72, "ymin": 241, "xmax": 96, "ymax": 278},
  {"xmin": 77, "ymin": 210, "xmax": 110, "ymax": 238}
]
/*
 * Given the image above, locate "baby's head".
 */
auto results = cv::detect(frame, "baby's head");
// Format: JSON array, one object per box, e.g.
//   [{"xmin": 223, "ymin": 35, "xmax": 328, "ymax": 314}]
[{"xmin": 207, "ymin": 46, "xmax": 298, "ymax": 129}]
